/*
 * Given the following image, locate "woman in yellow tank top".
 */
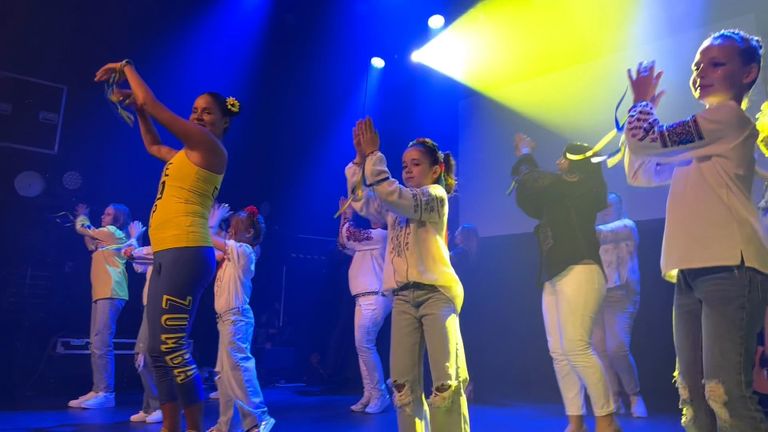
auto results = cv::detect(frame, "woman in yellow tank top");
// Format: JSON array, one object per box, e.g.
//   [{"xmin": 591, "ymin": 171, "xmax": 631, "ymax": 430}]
[{"xmin": 95, "ymin": 59, "xmax": 239, "ymax": 432}]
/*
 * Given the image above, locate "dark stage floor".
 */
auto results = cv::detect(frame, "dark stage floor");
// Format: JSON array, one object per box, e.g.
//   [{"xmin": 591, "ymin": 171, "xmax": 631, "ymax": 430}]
[{"xmin": 0, "ymin": 387, "xmax": 683, "ymax": 431}]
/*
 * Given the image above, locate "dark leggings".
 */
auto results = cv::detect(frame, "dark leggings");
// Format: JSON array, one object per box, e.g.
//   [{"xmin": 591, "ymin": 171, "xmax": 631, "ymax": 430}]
[{"xmin": 146, "ymin": 246, "xmax": 215, "ymax": 407}]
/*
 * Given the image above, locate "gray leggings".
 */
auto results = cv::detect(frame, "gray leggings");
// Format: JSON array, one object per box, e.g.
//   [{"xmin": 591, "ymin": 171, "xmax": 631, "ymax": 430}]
[{"xmin": 146, "ymin": 246, "xmax": 216, "ymax": 407}]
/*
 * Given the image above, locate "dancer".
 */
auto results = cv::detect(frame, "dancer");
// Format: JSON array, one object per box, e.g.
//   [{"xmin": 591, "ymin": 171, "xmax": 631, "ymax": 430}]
[
  {"xmin": 623, "ymin": 29, "xmax": 768, "ymax": 431},
  {"xmin": 592, "ymin": 192, "xmax": 646, "ymax": 417},
  {"xmin": 207, "ymin": 203, "xmax": 275, "ymax": 432},
  {"xmin": 450, "ymin": 224, "xmax": 480, "ymax": 282},
  {"xmin": 95, "ymin": 59, "xmax": 236, "ymax": 431},
  {"xmin": 123, "ymin": 221, "xmax": 163, "ymax": 424},
  {"xmin": 510, "ymin": 134, "xmax": 619, "ymax": 432},
  {"xmin": 68, "ymin": 203, "xmax": 132, "ymax": 409},
  {"xmin": 346, "ymin": 118, "xmax": 470, "ymax": 431},
  {"xmin": 338, "ymin": 199, "xmax": 392, "ymax": 414}
]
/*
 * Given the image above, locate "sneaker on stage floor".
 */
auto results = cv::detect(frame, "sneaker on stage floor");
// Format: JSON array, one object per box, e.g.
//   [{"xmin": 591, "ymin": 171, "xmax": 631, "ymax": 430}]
[
  {"xmin": 630, "ymin": 394, "xmax": 648, "ymax": 418},
  {"xmin": 245, "ymin": 416, "xmax": 276, "ymax": 432},
  {"xmin": 80, "ymin": 392, "xmax": 115, "ymax": 409},
  {"xmin": 209, "ymin": 390, "xmax": 220, "ymax": 399},
  {"xmin": 614, "ymin": 396, "xmax": 627, "ymax": 415},
  {"xmin": 350, "ymin": 393, "xmax": 370, "ymax": 412},
  {"xmin": 130, "ymin": 410, "xmax": 149, "ymax": 422},
  {"xmin": 145, "ymin": 409, "xmax": 163, "ymax": 423},
  {"xmin": 364, "ymin": 393, "xmax": 391, "ymax": 414},
  {"xmin": 67, "ymin": 391, "xmax": 98, "ymax": 408}
]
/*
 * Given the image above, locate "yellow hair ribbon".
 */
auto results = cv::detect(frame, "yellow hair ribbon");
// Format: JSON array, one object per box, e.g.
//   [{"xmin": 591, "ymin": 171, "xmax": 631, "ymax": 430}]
[{"xmin": 757, "ymin": 101, "xmax": 768, "ymax": 157}]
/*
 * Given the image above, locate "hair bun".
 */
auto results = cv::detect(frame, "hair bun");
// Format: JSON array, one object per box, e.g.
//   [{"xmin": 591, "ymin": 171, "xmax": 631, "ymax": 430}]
[{"xmin": 244, "ymin": 205, "xmax": 259, "ymax": 219}]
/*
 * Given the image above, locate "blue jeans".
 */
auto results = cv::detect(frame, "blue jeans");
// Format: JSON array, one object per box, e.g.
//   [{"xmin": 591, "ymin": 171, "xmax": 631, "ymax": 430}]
[
  {"xmin": 90, "ymin": 298, "xmax": 126, "ymax": 393},
  {"xmin": 214, "ymin": 305, "xmax": 270, "ymax": 431},
  {"xmin": 674, "ymin": 264, "xmax": 768, "ymax": 431},
  {"xmin": 390, "ymin": 284, "xmax": 470, "ymax": 432}
]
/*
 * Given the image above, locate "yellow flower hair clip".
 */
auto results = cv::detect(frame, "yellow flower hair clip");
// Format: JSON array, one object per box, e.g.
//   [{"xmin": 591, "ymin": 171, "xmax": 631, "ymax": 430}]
[{"xmin": 225, "ymin": 96, "xmax": 240, "ymax": 114}]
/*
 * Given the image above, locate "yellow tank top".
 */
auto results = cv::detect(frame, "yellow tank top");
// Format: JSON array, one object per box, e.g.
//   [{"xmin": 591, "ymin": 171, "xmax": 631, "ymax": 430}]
[{"xmin": 149, "ymin": 150, "xmax": 223, "ymax": 251}]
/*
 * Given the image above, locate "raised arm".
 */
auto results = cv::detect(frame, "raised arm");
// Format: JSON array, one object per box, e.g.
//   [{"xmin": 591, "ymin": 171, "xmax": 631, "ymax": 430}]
[
  {"xmin": 208, "ymin": 202, "xmax": 233, "ymax": 253},
  {"xmin": 95, "ymin": 61, "xmax": 226, "ymax": 173},
  {"xmin": 136, "ymin": 109, "xmax": 177, "ymax": 162},
  {"xmin": 353, "ymin": 117, "xmax": 447, "ymax": 222},
  {"xmin": 73, "ymin": 204, "xmax": 124, "ymax": 245},
  {"xmin": 624, "ymin": 61, "xmax": 751, "ymax": 161}
]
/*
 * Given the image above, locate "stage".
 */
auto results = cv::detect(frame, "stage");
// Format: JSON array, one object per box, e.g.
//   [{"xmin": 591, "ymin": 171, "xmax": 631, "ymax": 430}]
[{"xmin": 0, "ymin": 386, "xmax": 682, "ymax": 431}]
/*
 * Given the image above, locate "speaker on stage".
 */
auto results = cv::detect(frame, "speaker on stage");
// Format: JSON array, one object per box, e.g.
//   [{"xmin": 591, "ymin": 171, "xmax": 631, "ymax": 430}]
[{"xmin": 0, "ymin": 71, "xmax": 67, "ymax": 154}]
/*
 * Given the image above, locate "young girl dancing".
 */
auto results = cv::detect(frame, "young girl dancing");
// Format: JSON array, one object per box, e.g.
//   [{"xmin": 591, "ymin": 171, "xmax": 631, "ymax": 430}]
[
  {"xmin": 346, "ymin": 118, "xmax": 469, "ymax": 431},
  {"xmin": 624, "ymin": 29, "xmax": 768, "ymax": 431},
  {"xmin": 68, "ymin": 203, "xmax": 132, "ymax": 409},
  {"xmin": 207, "ymin": 203, "xmax": 275, "ymax": 432},
  {"xmin": 123, "ymin": 221, "xmax": 163, "ymax": 424},
  {"xmin": 338, "ymin": 199, "xmax": 392, "ymax": 414}
]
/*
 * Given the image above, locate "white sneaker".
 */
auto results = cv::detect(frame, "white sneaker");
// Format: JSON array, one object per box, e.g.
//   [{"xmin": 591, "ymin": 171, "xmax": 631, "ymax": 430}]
[
  {"xmin": 614, "ymin": 396, "xmax": 627, "ymax": 415},
  {"xmin": 209, "ymin": 390, "xmax": 220, "ymax": 399},
  {"xmin": 364, "ymin": 393, "xmax": 391, "ymax": 414},
  {"xmin": 67, "ymin": 391, "xmax": 98, "ymax": 408},
  {"xmin": 245, "ymin": 416, "xmax": 276, "ymax": 432},
  {"xmin": 145, "ymin": 409, "xmax": 163, "ymax": 423},
  {"xmin": 350, "ymin": 393, "xmax": 370, "ymax": 412},
  {"xmin": 130, "ymin": 410, "xmax": 149, "ymax": 422},
  {"xmin": 80, "ymin": 392, "xmax": 115, "ymax": 409},
  {"xmin": 630, "ymin": 394, "xmax": 648, "ymax": 418}
]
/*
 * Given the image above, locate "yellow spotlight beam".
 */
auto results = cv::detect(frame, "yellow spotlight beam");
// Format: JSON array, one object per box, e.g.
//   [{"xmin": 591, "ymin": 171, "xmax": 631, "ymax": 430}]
[{"xmin": 414, "ymin": 0, "xmax": 639, "ymax": 139}]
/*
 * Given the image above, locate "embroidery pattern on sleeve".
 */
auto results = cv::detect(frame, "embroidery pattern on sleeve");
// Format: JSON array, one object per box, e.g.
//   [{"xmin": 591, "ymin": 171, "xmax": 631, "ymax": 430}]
[
  {"xmin": 345, "ymin": 224, "xmax": 374, "ymax": 243},
  {"xmin": 658, "ymin": 116, "xmax": 704, "ymax": 148}
]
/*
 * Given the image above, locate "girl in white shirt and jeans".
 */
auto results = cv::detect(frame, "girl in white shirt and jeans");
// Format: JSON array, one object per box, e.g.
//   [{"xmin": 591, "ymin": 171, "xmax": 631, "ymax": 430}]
[
  {"xmin": 346, "ymin": 118, "xmax": 470, "ymax": 432},
  {"xmin": 207, "ymin": 203, "xmax": 275, "ymax": 432},
  {"xmin": 624, "ymin": 29, "xmax": 768, "ymax": 431},
  {"xmin": 338, "ymin": 203, "xmax": 392, "ymax": 414}
]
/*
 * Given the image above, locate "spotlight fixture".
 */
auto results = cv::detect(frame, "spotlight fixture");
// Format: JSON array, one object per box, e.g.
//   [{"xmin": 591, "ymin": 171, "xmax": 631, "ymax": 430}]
[
  {"xmin": 428, "ymin": 14, "xmax": 445, "ymax": 29},
  {"xmin": 370, "ymin": 57, "xmax": 386, "ymax": 69}
]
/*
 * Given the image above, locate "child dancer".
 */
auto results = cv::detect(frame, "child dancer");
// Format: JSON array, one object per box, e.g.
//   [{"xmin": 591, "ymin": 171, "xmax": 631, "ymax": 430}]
[
  {"xmin": 68, "ymin": 203, "xmax": 132, "ymax": 409},
  {"xmin": 511, "ymin": 134, "xmax": 619, "ymax": 432},
  {"xmin": 346, "ymin": 118, "xmax": 470, "ymax": 431},
  {"xmin": 624, "ymin": 29, "xmax": 768, "ymax": 431},
  {"xmin": 592, "ymin": 193, "xmax": 646, "ymax": 418},
  {"xmin": 207, "ymin": 203, "xmax": 275, "ymax": 432},
  {"xmin": 122, "ymin": 221, "xmax": 163, "ymax": 424},
  {"xmin": 338, "ymin": 199, "xmax": 392, "ymax": 414}
]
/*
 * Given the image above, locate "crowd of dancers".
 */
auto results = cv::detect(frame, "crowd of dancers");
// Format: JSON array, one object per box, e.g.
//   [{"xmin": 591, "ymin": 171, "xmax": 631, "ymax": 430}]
[{"xmin": 62, "ymin": 28, "xmax": 768, "ymax": 432}]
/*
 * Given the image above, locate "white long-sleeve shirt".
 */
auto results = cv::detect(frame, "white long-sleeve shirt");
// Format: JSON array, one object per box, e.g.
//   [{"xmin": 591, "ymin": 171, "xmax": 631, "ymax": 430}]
[
  {"xmin": 596, "ymin": 218, "xmax": 640, "ymax": 289},
  {"xmin": 339, "ymin": 221, "xmax": 387, "ymax": 296},
  {"xmin": 623, "ymin": 100, "xmax": 768, "ymax": 281},
  {"xmin": 345, "ymin": 152, "xmax": 464, "ymax": 311},
  {"xmin": 214, "ymin": 239, "xmax": 260, "ymax": 314},
  {"xmin": 130, "ymin": 246, "xmax": 154, "ymax": 306}
]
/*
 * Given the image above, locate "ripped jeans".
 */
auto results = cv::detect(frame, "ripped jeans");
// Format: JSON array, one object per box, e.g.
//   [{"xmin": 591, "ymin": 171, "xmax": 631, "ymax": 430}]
[
  {"xmin": 674, "ymin": 264, "xmax": 768, "ymax": 432},
  {"xmin": 390, "ymin": 283, "xmax": 470, "ymax": 432}
]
